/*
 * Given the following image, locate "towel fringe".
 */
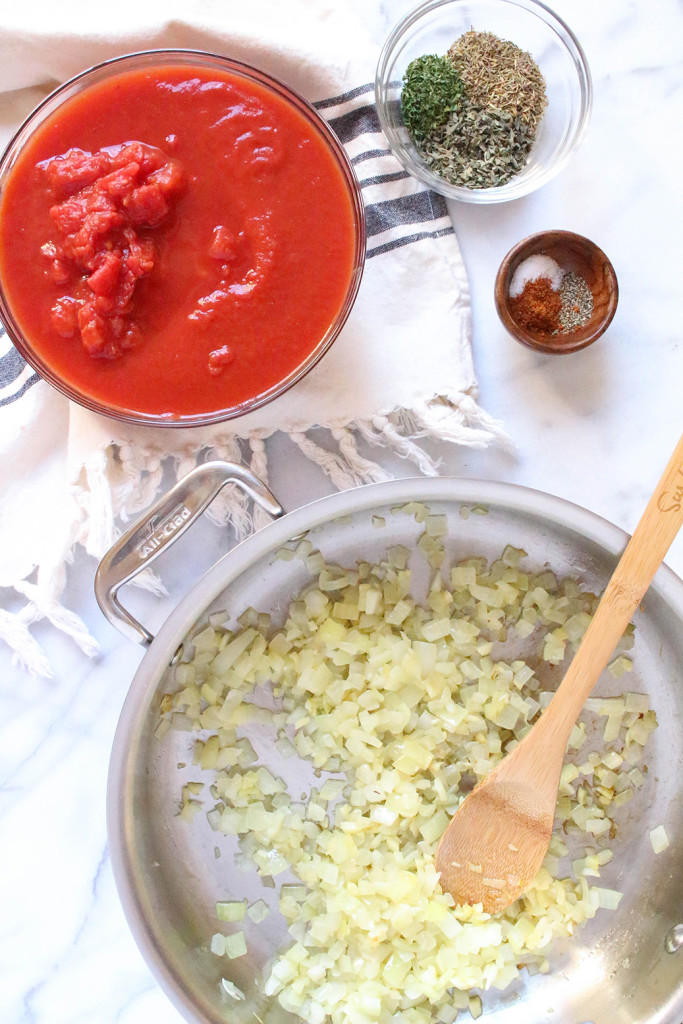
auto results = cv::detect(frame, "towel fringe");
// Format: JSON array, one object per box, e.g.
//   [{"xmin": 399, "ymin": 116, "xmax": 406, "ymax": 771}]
[
  {"xmin": 0, "ymin": 607, "xmax": 54, "ymax": 678},
  {"xmin": 291, "ymin": 430, "xmax": 367, "ymax": 490},
  {"xmin": 249, "ymin": 436, "xmax": 273, "ymax": 532},
  {"xmin": 1, "ymin": 394, "xmax": 510, "ymax": 674}
]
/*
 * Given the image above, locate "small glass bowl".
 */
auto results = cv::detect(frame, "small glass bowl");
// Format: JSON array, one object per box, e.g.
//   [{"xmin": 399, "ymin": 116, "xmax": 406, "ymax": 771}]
[
  {"xmin": 0, "ymin": 50, "xmax": 366, "ymax": 427},
  {"xmin": 375, "ymin": 0, "xmax": 592, "ymax": 203}
]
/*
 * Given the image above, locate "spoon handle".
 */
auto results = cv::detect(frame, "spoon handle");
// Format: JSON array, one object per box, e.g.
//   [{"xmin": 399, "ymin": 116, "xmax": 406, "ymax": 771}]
[{"xmin": 538, "ymin": 434, "xmax": 683, "ymax": 753}]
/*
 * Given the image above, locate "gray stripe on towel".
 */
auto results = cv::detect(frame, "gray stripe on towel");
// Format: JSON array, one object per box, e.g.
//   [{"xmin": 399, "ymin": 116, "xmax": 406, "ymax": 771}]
[
  {"xmin": 358, "ymin": 169, "xmax": 410, "ymax": 188},
  {"xmin": 367, "ymin": 225, "xmax": 455, "ymax": 259},
  {"xmin": 350, "ymin": 148, "xmax": 392, "ymax": 165},
  {"xmin": 364, "ymin": 191, "xmax": 449, "ymax": 238},
  {"xmin": 0, "ymin": 344, "xmax": 27, "ymax": 387},
  {"xmin": 0, "ymin": 370, "xmax": 41, "ymax": 406},
  {"xmin": 314, "ymin": 83, "xmax": 375, "ymax": 110},
  {"xmin": 0, "ymin": 327, "xmax": 41, "ymax": 406},
  {"xmin": 326, "ymin": 104, "xmax": 381, "ymax": 144}
]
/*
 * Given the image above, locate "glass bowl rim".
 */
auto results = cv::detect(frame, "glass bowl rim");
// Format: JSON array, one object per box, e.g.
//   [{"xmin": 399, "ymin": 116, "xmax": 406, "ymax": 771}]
[
  {"xmin": 0, "ymin": 48, "xmax": 366, "ymax": 427},
  {"xmin": 374, "ymin": 0, "xmax": 593, "ymax": 204}
]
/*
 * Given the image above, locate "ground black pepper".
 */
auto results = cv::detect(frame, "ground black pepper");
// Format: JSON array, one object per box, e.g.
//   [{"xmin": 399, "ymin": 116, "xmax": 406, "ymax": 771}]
[{"xmin": 556, "ymin": 272, "xmax": 594, "ymax": 332}]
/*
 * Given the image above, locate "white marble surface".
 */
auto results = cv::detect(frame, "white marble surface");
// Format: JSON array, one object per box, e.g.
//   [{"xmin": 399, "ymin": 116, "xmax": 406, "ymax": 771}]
[{"xmin": 1, "ymin": 1, "xmax": 682, "ymax": 1021}]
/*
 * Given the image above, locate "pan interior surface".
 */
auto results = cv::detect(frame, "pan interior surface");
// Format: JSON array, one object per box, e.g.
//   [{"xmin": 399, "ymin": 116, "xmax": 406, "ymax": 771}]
[{"xmin": 108, "ymin": 482, "xmax": 683, "ymax": 1024}]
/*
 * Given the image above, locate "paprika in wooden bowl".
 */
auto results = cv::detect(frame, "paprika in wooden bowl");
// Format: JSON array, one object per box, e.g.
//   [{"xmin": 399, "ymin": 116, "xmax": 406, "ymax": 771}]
[
  {"xmin": 494, "ymin": 230, "xmax": 618, "ymax": 354},
  {"xmin": 0, "ymin": 51, "xmax": 365, "ymax": 425}
]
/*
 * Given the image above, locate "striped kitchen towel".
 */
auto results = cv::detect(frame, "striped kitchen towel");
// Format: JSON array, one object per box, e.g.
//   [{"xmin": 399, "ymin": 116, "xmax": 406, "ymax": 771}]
[{"xmin": 0, "ymin": 0, "xmax": 508, "ymax": 675}]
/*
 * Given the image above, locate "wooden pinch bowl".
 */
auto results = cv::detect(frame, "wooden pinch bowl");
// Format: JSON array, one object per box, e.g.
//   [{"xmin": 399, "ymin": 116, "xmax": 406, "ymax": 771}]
[{"xmin": 494, "ymin": 229, "xmax": 618, "ymax": 353}]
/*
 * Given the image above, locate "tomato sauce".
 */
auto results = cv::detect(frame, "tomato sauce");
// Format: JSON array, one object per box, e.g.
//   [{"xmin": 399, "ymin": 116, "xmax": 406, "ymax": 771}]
[{"xmin": 0, "ymin": 64, "xmax": 360, "ymax": 419}]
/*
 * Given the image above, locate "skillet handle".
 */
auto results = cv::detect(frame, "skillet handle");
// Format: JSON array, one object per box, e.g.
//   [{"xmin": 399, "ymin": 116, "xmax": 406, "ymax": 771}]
[{"xmin": 94, "ymin": 460, "xmax": 285, "ymax": 646}]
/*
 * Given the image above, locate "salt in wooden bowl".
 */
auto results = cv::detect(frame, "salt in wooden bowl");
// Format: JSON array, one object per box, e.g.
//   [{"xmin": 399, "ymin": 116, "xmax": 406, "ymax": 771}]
[{"xmin": 494, "ymin": 230, "xmax": 618, "ymax": 353}]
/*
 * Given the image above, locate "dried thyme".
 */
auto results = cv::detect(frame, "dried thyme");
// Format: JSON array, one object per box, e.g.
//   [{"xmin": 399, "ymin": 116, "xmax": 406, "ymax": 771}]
[
  {"xmin": 421, "ymin": 97, "xmax": 533, "ymax": 188},
  {"xmin": 401, "ymin": 54, "xmax": 464, "ymax": 143},
  {"xmin": 448, "ymin": 30, "xmax": 547, "ymax": 133}
]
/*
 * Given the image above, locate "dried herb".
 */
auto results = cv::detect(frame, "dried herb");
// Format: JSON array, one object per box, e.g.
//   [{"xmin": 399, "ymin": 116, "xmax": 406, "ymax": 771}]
[
  {"xmin": 400, "ymin": 28, "xmax": 547, "ymax": 189},
  {"xmin": 401, "ymin": 54, "xmax": 464, "ymax": 143},
  {"xmin": 419, "ymin": 97, "xmax": 533, "ymax": 188},
  {"xmin": 556, "ymin": 271, "xmax": 594, "ymax": 332},
  {"xmin": 448, "ymin": 30, "xmax": 547, "ymax": 133}
]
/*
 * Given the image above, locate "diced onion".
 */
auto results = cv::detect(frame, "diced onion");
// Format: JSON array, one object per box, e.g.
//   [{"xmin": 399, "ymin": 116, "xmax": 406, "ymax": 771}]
[
  {"xmin": 650, "ymin": 825, "xmax": 670, "ymax": 854},
  {"xmin": 247, "ymin": 899, "xmax": 270, "ymax": 922},
  {"xmin": 224, "ymin": 932, "xmax": 248, "ymax": 959},
  {"xmin": 162, "ymin": 532, "xmax": 658, "ymax": 1024},
  {"xmin": 592, "ymin": 887, "xmax": 624, "ymax": 910},
  {"xmin": 221, "ymin": 978, "xmax": 245, "ymax": 1000},
  {"xmin": 469, "ymin": 995, "xmax": 483, "ymax": 1019},
  {"xmin": 216, "ymin": 900, "xmax": 247, "ymax": 922}
]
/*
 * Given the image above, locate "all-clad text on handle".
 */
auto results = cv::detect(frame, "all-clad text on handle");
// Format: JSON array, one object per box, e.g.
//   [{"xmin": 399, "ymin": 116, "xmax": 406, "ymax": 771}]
[{"xmin": 94, "ymin": 461, "xmax": 285, "ymax": 645}]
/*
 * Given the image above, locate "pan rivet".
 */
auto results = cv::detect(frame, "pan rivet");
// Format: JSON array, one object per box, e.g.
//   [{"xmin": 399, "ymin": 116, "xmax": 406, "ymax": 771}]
[{"xmin": 665, "ymin": 924, "xmax": 683, "ymax": 953}]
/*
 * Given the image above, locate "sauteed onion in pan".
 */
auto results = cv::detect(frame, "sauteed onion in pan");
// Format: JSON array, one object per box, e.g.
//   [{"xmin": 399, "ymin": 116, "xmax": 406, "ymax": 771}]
[{"xmin": 159, "ymin": 522, "xmax": 656, "ymax": 1024}]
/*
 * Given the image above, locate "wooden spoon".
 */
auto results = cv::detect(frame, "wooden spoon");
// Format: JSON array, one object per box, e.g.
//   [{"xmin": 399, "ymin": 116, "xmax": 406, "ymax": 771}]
[{"xmin": 436, "ymin": 435, "xmax": 683, "ymax": 914}]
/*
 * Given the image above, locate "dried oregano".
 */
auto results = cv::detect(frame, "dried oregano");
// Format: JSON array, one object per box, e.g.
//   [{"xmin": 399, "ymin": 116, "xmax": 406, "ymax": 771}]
[
  {"xmin": 421, "ymin": 97, "xmax": 534, "ymax": 188},
  {"xmin": 401, "ymin": 54, "xmax": 464, "ymax": 143}
]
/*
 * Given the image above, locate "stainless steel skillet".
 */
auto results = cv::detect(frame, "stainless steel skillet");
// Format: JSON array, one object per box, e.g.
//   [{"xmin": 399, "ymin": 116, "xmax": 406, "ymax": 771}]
[{"xmin": 97, "ymin": 462, "xmax": 683, "ymax": 1024}]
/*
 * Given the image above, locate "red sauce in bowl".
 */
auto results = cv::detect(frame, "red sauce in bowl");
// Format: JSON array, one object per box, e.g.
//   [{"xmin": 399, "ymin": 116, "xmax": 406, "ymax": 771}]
[{"xmin": 0, "ymin": 56, "xmax": 363, "ymax": 423}]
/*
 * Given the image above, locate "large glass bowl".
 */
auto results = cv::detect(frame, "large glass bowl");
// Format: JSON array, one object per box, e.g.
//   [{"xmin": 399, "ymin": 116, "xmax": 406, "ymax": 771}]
[
  {"xmin": 375, "ymin": 0, "xmax": 592, "ymax": 204},
  {"xmin": 0, "ymin": 51, "xmax": 366, "ymax": 427}
]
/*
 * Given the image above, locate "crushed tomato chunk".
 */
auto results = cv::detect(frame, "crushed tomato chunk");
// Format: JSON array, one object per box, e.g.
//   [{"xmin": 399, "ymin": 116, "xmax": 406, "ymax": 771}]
[
  {"xmin": 42, "ymin": 142, "xmax": 185, "ymax": 358},
  {"xmin": 207, "ymin": 344, "xmax": 234, "ymax": 376}
]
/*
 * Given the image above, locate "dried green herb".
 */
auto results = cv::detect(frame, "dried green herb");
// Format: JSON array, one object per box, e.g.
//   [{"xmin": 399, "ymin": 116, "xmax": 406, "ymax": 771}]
[
  {"xmin": 556, "ymin": 271, "xmax": 594, "ymax": 332},
  {"xmin": 400, "ymin": 29, "xmax": 547, "ymax": 189},
  {"xmin": 418, "ymin": 97, "xmax": 534, "ymax": 188},
  {"xmin": 401, "ymin": 54, "xmax": 464, "ymax": 143},
  {"xmin": 448, "ymin": 29, "xmax": 547, "ymax": 132}
]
